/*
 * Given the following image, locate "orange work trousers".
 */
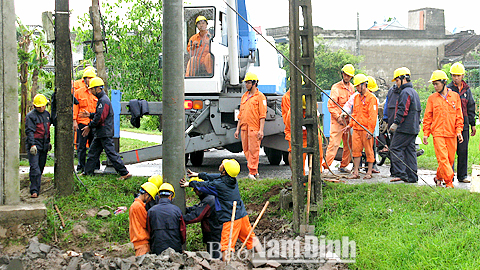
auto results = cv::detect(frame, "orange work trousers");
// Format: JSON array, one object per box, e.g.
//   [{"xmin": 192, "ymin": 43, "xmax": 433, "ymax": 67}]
[
  {"xmin": 433, "ymin": 136, "xmax": 457, "ymax": 186},
  {"xmin": 221, "ymin": 215, "xmax": 259, "ymax": 252},
  {"xmin": 241, "ymin": 128, "xmax": 262, "ymax": 175},
  {"xmin": 352, "ymin": 130, "xmax": 375, "ymax": 163},
  {"xmin": 323, "ymin": 121, "xmax": 352, "ymax": 168}
]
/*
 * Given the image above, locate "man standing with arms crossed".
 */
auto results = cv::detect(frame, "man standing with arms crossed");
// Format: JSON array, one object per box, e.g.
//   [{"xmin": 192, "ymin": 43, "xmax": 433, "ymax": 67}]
[
  {"xmin": 322, "ymin": 64, "xmax": 355, "ymax": 173},
  {"xmin": 447, "ymin": 62, "xmax": 476, "ymax": 183},
  {"xmin": 389, "ymin": 67, "xmax": 421, "ymax": 183},
  {"xmin": 235, "ymin": 72, "xmax": 267, "ymax": 180}
]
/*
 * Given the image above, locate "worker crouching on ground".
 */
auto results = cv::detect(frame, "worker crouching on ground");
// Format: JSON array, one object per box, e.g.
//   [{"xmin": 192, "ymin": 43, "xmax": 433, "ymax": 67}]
[
  {"xmin": 147, "ymin": 183, "xmax": 186, "ymax": 254},
  {"xmin": 234, "ymin": 72, "xmax": 267, "ymax": 180},
  {"xmin": 145, "ymin": 174, "xmax": 163, "ymax": 211},
  {"xmin": 423, "ymin": 70, "xmax": 464, "ymax": 188},
  {"xmin": 389, "ymin": 67, "xmax": 421, "ymax": 183},
  {"xmin": 183, "ymin": 177, "xmax": 222, "ymax": 258},
  {"xmin": 26, "ymin": 94, "xmax": 52, "ymax": 198},
  {"xmin": 180, "ymin": 159, "xmax": 263, "ymax": 261},
  {"xmin": 448, "ymin": 62, "xmax": 476, "ymax": 183},
  {"xmin": 129, "ymin": 182, "xmax": 159, "ymax": 256},
  {"xmin": 342, "ymin": 74, "xmax": 378, "ymax": 179},
  {"xmin": 78, "ymin": 77, "xmax": 132, "ymax": 180}
]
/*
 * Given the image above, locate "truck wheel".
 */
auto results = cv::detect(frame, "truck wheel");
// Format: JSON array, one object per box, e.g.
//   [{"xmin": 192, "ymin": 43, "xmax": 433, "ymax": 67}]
[
  {"xmin": 190, "ymin": 151, "xmax": 204, "ymax": 167},
  {"xmin": 265, "ymin": 147, "xmax": 282, "ymax": 165},
  {"xmin": 282, "ymin": 151, "xmax": 289, "ymax": 165}
]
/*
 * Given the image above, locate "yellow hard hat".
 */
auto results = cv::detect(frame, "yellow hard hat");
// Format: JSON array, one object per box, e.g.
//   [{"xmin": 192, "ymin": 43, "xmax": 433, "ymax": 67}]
[
  {"xmin": 302, "ymin": 95, "xmax": 306, "ymax": 109},
  {"xmin": 366, "ymin": 76, "xmax": 379, "ymax": 92},
  {"xmin": 222, "ymin": 159, "xmax": 240, "ymax": 178},
  {"xmin": 88, "ymin": 77, "xmax": 105, "ymax": 89},
  {"xmin": 243, "ymin": 72, "xmax": 259, "ymax": 82},
  {"xmin": 159, "ymin": 183, "xmax": 175, "ymax": 198},
  {"xmin": 353, "ymin": 74, "xmax": 368, "ymax": 87},
  {"xmin": 141, "ymin": 182, "xmax": 159, "ymax": 198},
  {"xmin": 429, "ymin": 70, "xmax": 448, "ymax": 82},
  {"xmin": 33, "ymin": 94, "xmax": 48, "ymax": 107},
  {"xmin": 392, "ymin": 67, "xmax": 411, "ymax": 82},
  {"xmin": 148, "ymin": 174, "xmax": 163, "ymax": 189},
  {"xmin": 196, "ymin": 15, "xmax": 207, "ymax": 24},
  {"xmin": 189, "ymin": 176, "xmax": 204, "ymax": 182},
  {"xmin": 82, "ymin": 67, "xmax": 97, "ymax": 78},
  {"xmin": 341, "ymin": 64, "xmax": 355, "ymax": 77},
  {"xmin": 449, "ymin": 62, "xmax": 465, "ymax": 75}
]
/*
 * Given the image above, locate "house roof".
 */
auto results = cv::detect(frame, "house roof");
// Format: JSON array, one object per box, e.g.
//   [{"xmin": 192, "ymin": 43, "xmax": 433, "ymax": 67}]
[{"xmin": 445, "ymin": 33, "xmax": 480, "ymax": 57}]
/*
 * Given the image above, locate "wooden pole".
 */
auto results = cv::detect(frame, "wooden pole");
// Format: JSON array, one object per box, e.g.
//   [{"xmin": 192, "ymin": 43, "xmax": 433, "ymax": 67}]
[
  {"xmin": 90, "ymin": 0, "xmax": 107, "ymax": 90},
  {"xmin": 306, "ymin": 154, "xmax": 313, "ymax": 224},
  {"xmin": 238, "ymin": 201, "xmax": 269, "ymax": 253},
  {"xmin": 226, "ymin": 201, "xmax": 237, "ymax": 263}
]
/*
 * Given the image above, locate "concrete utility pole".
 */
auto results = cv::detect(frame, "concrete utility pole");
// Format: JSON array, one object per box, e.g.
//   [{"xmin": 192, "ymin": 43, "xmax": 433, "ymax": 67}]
[
  {"xmin": 91, "ymin": 0, "xmax": 107, "ymax": 89},
  {"xmin": 289, "ymin": 0, "xmax": 322, "ymax": 232},
  {"xmin": 54, "ymin": 0, "xmax": 74, "ymax": 195},
  {"xmin": 162, "ymin": 0, "xmax": 186, "ymax": 213},
  {"xmin": 0, "ymin": 0, "xmax": 20, "ymax": 205},
  {"xmin": 356, "ymin": 12, "xmax": 360, "ymax": 56}
]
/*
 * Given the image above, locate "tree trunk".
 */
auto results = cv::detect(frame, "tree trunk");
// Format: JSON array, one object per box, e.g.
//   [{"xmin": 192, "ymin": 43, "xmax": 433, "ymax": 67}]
[
  {"xmin": 20, "ymin": 62, "xmax": 29, "ymax": 155},
  {"xmin": 31, "ymin": 68, "xmax": 39, "ymax": 102},
  {"xmin": 90, "ymin": 0, "xmax": 107, "ymax": 91}
]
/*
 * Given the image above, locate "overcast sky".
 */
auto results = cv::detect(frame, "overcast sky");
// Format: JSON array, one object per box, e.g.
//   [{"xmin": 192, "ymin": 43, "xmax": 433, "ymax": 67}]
[{"xmin": 14, "ymin": 0, "xmax": 479, "ymax": 34}]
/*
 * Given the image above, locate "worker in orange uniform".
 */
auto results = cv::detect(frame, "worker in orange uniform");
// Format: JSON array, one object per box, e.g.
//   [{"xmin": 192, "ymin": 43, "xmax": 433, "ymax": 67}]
[
  {"xmin": 186, "ymin": 15, "xmax": 213, "ymax": 77},
  {"xmin": 73, "ymin": 67, "xmax": 99, "ymax": 174},
  {"xmin": 323, "ymin": 64, "xmax": 355, "ymax": 173},
  {"xmin": 129, "ymin": 182, "xmax": 158, "ymax": 256},
  {"xmin": 234, "ymin": 72, "xmax": 267, "ymax": 180},
  {"xmin": 342, "ymin": 74, "xmax": 378, "ymax": 179},
  {"xmin": 423, "ymin": 70, "xmax": 464, "ymax": 188}
]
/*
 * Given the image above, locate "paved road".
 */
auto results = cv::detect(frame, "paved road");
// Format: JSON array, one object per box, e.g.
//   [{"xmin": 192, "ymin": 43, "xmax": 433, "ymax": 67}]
[{"xmin": 20, "ymin": 130, "xmax": 473, "ymax": 190}]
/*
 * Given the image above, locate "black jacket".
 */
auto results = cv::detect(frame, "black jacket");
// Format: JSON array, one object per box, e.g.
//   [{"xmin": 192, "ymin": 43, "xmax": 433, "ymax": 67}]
[
  {"xmin": 88, "ymin": 91, "xmax": 114, "ymax": 138},
  {"xmin": 386, "ymin": 85, "xmax": 401, "ymax": 128},
  {"xmin": 147, "ymin": 198, "xmax": 186, "ymax": 254},
  {"xmin": 189, "ymin": 173, "xmax": 248, "ymax": 224},
  {"xmin": 25, "ymin": 109, "xmax": 51, "ymax": 151},
  {"xmin": 184, "ymin": 194, "xmax": 222, "ymax": 244},
  {"xmin": 447, "ymin": 81, "xmax": 476, "ymax": 130},
  {"xmin": 393, "ymin": 82, "xmax": 421, "ymax": 135},
  {"xmin": 128, "ymin": 99, "xmax": 149, "ymax": 128}
]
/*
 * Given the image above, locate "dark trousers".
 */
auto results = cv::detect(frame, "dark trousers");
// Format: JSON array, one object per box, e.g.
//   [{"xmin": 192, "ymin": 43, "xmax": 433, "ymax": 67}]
[
  {"xmin": 76, "ymin": 123, "xmax": 99, "ymax": 171},
  {"xmin": 456, "ymin": 129, "xmax": 470, "ymax": 180},
  {"xmin": 28, "ymin": 149, "xmax": 47, "ymax": 195},
  {"xmin": 85, "ymin": 136, "xmax": 129, "ymax": 176},
  {"xmin": 390, "ymin": 132, "xmax": 418, "ymax": 182}
]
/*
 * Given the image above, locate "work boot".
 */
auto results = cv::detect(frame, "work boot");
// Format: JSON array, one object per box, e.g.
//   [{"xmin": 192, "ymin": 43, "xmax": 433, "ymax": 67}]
[
  {"xmin": 458, "ymin": 178, "xmax": 471, "ymax": 183},
  {"xmin": 118, "ymin": 173, "xmax": 132, "ymax": 180},
  {"xmin": 248, "ymin": 174, "xmax": 257, "ymax": 180}
]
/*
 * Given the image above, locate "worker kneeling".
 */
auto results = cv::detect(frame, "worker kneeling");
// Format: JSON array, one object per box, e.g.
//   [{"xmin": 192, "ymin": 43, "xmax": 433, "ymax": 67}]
[
  {"xmin": 423, "ymin": 70, "xmax": 464, "ymax": 188},
  {"xmin": 129, "ymin": 182, "xmax": 158, "ymax": 256},
  {"xmin": 180, "ymin": 159, "xmax": 263, "ymax": 261},
  {"xmin": 147, "ymin": 183, "xmax": 186, "ymax": 254},
  {"xmin": 342, "ymin": 74, "xmax": 378, "ymax": 179}
]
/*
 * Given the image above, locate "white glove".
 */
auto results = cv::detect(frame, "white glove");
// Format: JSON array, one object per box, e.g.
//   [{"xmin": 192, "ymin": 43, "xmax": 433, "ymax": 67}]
[
  {"xmin": 389, "ymin": 123, "xmax": 398, "ymax": 133},
  {"xmin": 30, "ymin": 145, "xmax": 38, "ymax": 155}
]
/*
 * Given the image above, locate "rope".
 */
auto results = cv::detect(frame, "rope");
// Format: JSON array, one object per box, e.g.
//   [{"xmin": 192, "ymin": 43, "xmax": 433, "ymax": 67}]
[{"xmin": 221, "ymin": 0, "xmax": 480, "ymax": 229}]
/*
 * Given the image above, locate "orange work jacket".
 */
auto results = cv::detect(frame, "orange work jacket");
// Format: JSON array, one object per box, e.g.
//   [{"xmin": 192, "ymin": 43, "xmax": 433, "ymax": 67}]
[
  {"xmin": 238, "ymin": 89, "xmax": 267, "ymax": 131},
  {"xmin": 186, "ymin": 32, "xmax": 213, "ymax": 76},
  {"xmin": 348, "ymin": 91, "xmax": 378, "ymax": 133},
  {"xmin": 73, "ymin": 85, "xmax": 98, "ymax": 125},
  {"xmin": 129, "ymin": 198, "xmax": 150, "ymax": 246},
  {"xmin": 328, "ymin": 80, "xmax": 355, "ymax": 121},
  {"xmin": 281, "ymin": 90, "xmax": 291, "ymax": 138},
  {"xmin": 423, "ymin": 89, "xmax": 464, "ymax": 138}
]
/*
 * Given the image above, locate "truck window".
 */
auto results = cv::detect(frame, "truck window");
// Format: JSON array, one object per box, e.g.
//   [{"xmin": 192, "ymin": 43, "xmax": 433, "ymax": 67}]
[
  {"xmin": 184, "ymin": 7, "xmax": 215, "ymax": 78},
  {"xmin": 220, "ymin": 12, "xmax": 228, "ymax": 46}
]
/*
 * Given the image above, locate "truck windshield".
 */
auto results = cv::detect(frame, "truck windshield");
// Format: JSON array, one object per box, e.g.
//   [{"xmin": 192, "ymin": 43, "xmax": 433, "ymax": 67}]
[{"xmin": 184, "ymin": 7, "xmax": 215, "ymax": 78}]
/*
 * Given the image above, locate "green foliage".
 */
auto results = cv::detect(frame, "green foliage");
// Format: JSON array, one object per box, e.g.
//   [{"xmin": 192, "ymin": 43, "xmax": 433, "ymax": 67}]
[
  {"xmin": 276, "ymin": 37, "xmax": 363, "ymax": 100},
  {"xmin": 75, "ymin": 0, "xmax": 163, "ymax": 103},
  {"xmin": 318, "ymin": 183, "xmax": 480, "ymax": 269}
]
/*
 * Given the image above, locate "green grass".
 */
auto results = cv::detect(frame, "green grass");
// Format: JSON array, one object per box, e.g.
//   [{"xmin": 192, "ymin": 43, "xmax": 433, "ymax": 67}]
[
  {"xmin": 19, "ymin": 137, "xmax": 157, "ymax": 167},
  {"xmin": 417, "ymin": 129, "xmax": 480, "ymax": 174},
  {"xmin": 317, "ymin": 183, "xmax": 480, "ymax": 269}
]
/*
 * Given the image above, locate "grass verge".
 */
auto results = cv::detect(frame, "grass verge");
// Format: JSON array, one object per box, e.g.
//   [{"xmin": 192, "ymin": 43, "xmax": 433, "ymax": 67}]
[{"xmin": 317, "ymin": 183, "xmax": 480, "ymax": 269}]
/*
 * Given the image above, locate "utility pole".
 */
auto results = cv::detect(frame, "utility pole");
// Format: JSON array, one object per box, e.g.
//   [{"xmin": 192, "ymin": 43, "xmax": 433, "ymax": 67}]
[
  {"xmin": 356, "ymin": 12, "xmax": 360, "ymax": 56},
  {"xmin": 54, "ymin": 0, "xmax": 74, "ymax": 195},
  {"xmin": 289, "ymin": 0, "xmax": 322, "ymax": 232},
  {"xmin": 91, "ymin": 0, "xmax": 107, "ymax": 89},
  {"xmin": 0, "ymin": 0, "xmax": 20, "ymax": 205},
  {"xmin": 162, "ymin": 0, "xmax": 186, "ymax": 213}
]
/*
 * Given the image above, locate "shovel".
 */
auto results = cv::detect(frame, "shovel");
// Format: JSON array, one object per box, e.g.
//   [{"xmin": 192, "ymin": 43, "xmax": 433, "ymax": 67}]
[{"xmin": 300, "ymin": 154, "xmax": 315, "ymax": 235}]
